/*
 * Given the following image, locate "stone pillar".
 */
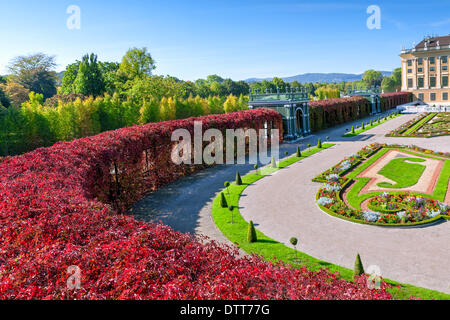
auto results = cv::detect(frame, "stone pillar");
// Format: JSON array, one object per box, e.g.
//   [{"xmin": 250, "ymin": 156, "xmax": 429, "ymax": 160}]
[
  {"xmin": 304, "ymin": 103, "xmax": 311, "ymax": 134},
  {"xmin": 284, "ymin": 104, "xmax": 294, "ymax": 140}
]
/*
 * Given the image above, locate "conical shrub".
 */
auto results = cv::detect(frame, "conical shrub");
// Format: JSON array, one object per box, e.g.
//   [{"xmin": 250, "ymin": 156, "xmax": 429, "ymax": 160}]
[
  {"xmin": 235, "ymin": 171, "xmax": 243, "ymax": 185},
  {"xmin": 317, "ymin": 138, "xmax": 322, "ymax": 148},
  {"xmin": 351, "ymin": 126, "xmax": 355, "ymax": 134},
  {"xmin": 296, "ymin": 146, "xmax": 301, "ymax": 157},
  {"xmin": 220, "ymin": 192, "xmax": 228, "ymax": 208},
  {"xmin": 354, "ymin": 253, "xmax": 365, "ymax": 279},
  {"xmin": 247, "ymin": 220, "xmax": 257, "ymax": 243}
]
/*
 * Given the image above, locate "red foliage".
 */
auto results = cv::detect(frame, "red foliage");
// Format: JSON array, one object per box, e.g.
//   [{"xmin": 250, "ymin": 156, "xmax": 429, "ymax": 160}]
[
  {"xmin": 380, "ymin": 92, "xmax": 412, "ymax": 110},
  {"xmin": 0, "ymin": 109, "xmax": 393, "ymax": 300},
  {"xmin": 309, "ymin": 96, "xmax": 371, "ymax": 131}
]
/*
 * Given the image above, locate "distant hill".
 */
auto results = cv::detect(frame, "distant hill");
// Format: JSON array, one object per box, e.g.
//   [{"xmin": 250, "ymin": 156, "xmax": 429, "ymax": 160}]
[{"xmin": 245, "ymin": 72, "xmax": 393, "ymax": 84}]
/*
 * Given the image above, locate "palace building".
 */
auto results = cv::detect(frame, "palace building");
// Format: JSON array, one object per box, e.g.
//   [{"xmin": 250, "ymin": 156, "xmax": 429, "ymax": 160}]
[{"xmin": 400, "ymin": 35, "xmax": 450, "ymax": 106}]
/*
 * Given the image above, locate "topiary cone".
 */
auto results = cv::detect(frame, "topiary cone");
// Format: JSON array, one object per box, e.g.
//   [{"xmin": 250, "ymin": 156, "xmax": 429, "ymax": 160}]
[
  {"xmin": 354, "ymin": 253, "xmax": 365, "ymax": 279},
  {"xmin": 351, "ymin": 126, "xmax": 355, "ymax": 134},
  {"xmin": 247, "ymin": 220, "xmax": 257, "ymax": 243},
  {"xmin": 317, "ymin": 138, "xmax": 322, "ymax": 148},
  {"xmin": 220, "ymin": 192, "xmax": 228, "ymax": 208},
  {"xmin": 296, "ymin": 146, "xmax": 301, "ymax": 157},
  {"xmin": 235, "ymin": 171, "xmax": 243, "ymax": 185}
]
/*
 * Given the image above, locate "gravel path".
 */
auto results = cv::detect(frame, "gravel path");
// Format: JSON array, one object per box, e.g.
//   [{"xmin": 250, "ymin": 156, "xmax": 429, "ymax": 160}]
[
  {"xmin": 240, "ymin": 113, "xmax": 450, "ymax": 294},
  {"xmin": 130, "ymin": 112, "xmax": 450, "ymax": 294}
]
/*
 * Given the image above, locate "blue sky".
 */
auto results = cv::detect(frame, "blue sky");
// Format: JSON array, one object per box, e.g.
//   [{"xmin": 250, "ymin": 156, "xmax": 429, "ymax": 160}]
[{"xmin": 0, "ymin": 0, "xmax": 449, "ymax": 81}]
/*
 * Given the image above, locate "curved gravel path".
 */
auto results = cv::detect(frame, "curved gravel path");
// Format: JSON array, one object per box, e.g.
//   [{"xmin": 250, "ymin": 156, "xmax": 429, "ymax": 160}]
[{"xmin": 240, "ymin": 113, "xmax": 450, "ymax": 294}]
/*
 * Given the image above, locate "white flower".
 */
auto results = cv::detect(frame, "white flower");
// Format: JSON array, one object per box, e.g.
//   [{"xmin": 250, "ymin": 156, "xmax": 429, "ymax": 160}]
[
  {"xmin": 397, "ymin": 211, "xmax": 407, "ymax": 220},
  {"xmin": 340, "ymin": 160, "xmax": 351, "ymax": 172},
  {"xmin": 427, "ymin": 209, "xmax": 441, "ymax": 218},
  {"xmin": 363, "ymin": 211, "xmax": 380, "ymax": 222},
  {"xmin": 324, "ymin": 183, "xmax": 341, "ymax": 192},
  {"xmin": 326, "ymin": 174, "xmax": 340, "ymax": 182},
  {"xmin": 317, "ymin": 197, "xmax": 334, "ymax": 206}
]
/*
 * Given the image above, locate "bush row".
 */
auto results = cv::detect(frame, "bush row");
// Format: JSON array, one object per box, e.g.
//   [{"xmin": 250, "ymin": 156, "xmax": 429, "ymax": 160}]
[
  {"xmin": 0, "ymin": 93, "xmax": 248, "ymax": 156},
  {"xmin": 308, "ymin": 92, "xmax": 412, "ymax": 132},
  {"xmin": 0, "ymin": 109, "xmax": 394, "ymax": 299}
]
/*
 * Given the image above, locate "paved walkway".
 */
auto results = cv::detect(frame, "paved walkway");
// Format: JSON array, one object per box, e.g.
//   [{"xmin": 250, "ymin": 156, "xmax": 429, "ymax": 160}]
[
  {"xmin": 131, "ymin": 112, "xmax": 450, "ymax": 294},
  {"xmin": 240, "ymin": 113, "xmax": 450, "ymax": 294}
]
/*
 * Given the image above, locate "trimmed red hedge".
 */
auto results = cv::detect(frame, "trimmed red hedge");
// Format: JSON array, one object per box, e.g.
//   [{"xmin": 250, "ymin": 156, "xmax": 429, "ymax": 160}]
[
  {"xmin": 308, "ymin": 93, "xmax": 412, "ymax": 132},
  {"xmin": 309, "ymin": 96, "xmax": 371, "ymax": 132},
  {"xmin": 380, "ymin": 92, "xmax": 412, "ymax": 111},
  {"xmin": 0, "ymin": 109, "xmax": 393, "ymax": 299}
]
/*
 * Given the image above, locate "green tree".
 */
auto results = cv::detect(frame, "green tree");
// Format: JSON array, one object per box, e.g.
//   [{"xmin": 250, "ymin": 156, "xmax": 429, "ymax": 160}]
[
  {"xmin": 7, "ymin": 53, "xmax": 57, "ymax": 99},
  {"xmin": 73, "ymin": 54, "xmax": 105, "ymax": 97},
  {"xmin": 119, "ymin": 47, "xmax": 156, "ymax": 80},
  {"xmin": 362, "ymin": 70, "xmax": 383, "ymax": 88}
]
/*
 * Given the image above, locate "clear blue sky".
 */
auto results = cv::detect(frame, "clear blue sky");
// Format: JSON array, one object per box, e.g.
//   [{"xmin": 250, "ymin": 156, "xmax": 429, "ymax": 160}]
[{"xmin": 0, "ymin": 0, "xmax": 449, "ymax": 81}]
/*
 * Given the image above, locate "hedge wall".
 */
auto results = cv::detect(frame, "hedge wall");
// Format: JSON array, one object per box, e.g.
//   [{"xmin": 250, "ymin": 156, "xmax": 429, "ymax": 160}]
[
  {"xmin": 309, "ymin": 92, "xmax": 412, "ymax": 132},
  {"xmin": 380, "ymin": 92, "xmax": 412, "ymax": 112},
  {"xmin": 0, "ymin": 108, "xmax": 395, "ymax": 299},
  {"xmin": 309, "ymin": 96, "xmax": 371, "ymax": 132}
]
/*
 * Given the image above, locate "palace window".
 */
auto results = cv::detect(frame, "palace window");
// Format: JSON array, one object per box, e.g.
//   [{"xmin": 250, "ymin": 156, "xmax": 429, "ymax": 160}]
[
  {"xmin": 407, "ymin": 60, "xmax": 412, "ymax": 66},
  {"xmin": 430, "ymin": 76, "xmax": 436, "ymax": 87},
  {"xmin": 418, "ymin": 67, "xmax": 423, "ymax": 73},
  {"xmin": 443, "ymin": 92, "xmax": 448, "ymax": 101},
  {"xmin": 418, "ymin": 77, "xmax": 424, "ymax": 88},
  {"xmin": 430, "ymin": 66, "xmax": 435, "ymax": 72},
  {"xmin": 443, "ymin": 56, "xmax": 448, "ymax": 64},
  {"xmin": 429, "ymin": 57, "xmax": 435, "ymax": 64},
  {"xmin": 408, "ymin": 69, "xmax": 412, "ymax": 73},
  {"xmin": 443, "ymin": 76, "xmax": 449, "ymax": 87},
  {"xmin": 418, "ymin": 93, "xmax": 424, "ymax": 101},
  {"xmin": 407, "ymin": 78, "xmax": 413, "ymax": 88},
  {"xmin": 430, "ymin": 93, "xmax": 436, "ymax": 101},
  {"xmin": 418, "ymin": 58, "xmax": 423, "ymax": 65},
  {"xmin": 443, "ymin": 66, "xmax": 448, "ymax": 71}
]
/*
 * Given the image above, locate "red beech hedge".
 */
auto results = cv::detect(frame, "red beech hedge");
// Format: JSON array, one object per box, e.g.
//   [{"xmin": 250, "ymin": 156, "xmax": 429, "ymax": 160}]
[
  {"xmin": 309, "ymin": 92, "xmax": 412, "ymax": 132},
  {"xmin": 0, "ymin": 109, "xmax": 393, "ymax": 299},
  {"xmin": 309, "ymin": 96, "xmax": 371, "ymax": 132},
  {"xmin": 380, "ymin": 92, "xmax": 412, "ymax": 111}
]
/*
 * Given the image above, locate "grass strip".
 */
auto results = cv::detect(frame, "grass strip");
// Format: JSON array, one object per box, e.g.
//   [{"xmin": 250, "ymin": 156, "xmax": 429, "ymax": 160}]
[
  {"xmin": 343, "ymin": 113, "xmax": 401, "ymax": 137},
  {"xmin": 212, "ymin": 144, "xmax": 450, "ymax": 300}
]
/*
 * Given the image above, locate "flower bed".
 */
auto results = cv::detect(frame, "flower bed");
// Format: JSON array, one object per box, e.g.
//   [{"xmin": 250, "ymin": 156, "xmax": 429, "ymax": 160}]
[
  {"xmin": 0, "ymin": 109, "xmax": 395, "ymax": 300},
  {"xmin": 312, "ymin": 143, "xmax": 382, "ymax": 182},
  {"xmin": 314, "ymin": 145, "xmax": 450, "ymax": 226},
  {"xmin": 386, "ymin": 112, "xmax": 450, "ymax": 137}
]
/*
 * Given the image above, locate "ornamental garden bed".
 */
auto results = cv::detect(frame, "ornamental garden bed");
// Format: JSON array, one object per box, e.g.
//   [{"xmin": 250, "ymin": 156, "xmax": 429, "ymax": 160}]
[
  {"xmin": 314, "ymin": 144, "xmax": 450, "ymax": 226},
  {"xmin": 386, "ymin": 112, "xmax": 450, "ymax": 137}
]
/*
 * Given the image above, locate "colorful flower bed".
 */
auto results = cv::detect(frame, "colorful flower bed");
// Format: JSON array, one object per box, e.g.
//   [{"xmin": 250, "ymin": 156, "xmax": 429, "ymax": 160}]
[
  {"xmin": 0, "ymin": 108, "xmax": 395, "ymax": 300},
  {"xmin": 387, "ymin": 112, "xmax": 450, "ymax": 137},
  {"xmin": 312, "ymin": 143, "xmax": 382, "ymax": 182},
  {"xmin": 314, "ymin": 145, "xmax": 450, "ymax": 226}
]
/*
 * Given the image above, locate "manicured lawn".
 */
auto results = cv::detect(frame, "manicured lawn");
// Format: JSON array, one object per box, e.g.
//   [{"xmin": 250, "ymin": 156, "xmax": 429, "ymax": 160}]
[
  {"xmin": 343, "ymin": 113, "xmax": 400, "ymax": 137},
  {"xmin": 377, "ymin": 157, "xmax": 426, "ymax": 189},
  {"xmin": 211, "ymin": 144, "xmax": 450, "ymax": 300},
  {"xmin": 403, "ymin": 113, "xmax": 436, "ymax": 135},
  {"xmin": 345, "ymin": 148, "xmax": 450, "ymax": 211}
]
